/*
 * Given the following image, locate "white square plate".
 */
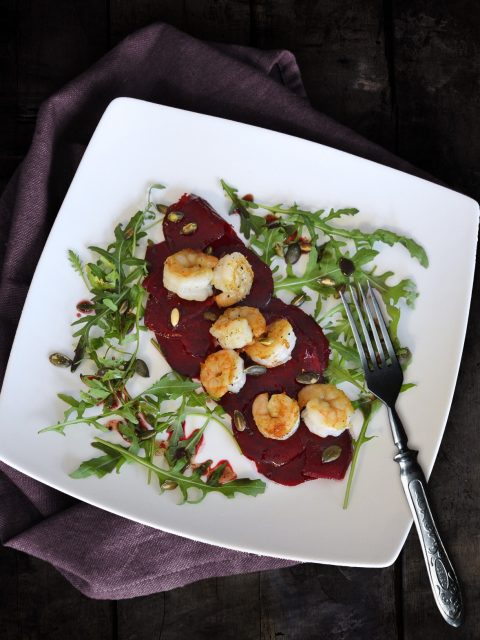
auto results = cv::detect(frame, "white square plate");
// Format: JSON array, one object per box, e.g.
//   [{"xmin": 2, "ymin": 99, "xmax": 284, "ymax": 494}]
[{"xmin": 0, "ymin": 98, "xmax": 478, "ymax": 567}]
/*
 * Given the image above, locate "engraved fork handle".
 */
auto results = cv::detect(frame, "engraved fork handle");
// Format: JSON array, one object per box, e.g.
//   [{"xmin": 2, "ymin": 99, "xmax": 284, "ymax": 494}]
[{"xmin": 387, "ymin": 406, "xmax": 464, "ymax": 627}]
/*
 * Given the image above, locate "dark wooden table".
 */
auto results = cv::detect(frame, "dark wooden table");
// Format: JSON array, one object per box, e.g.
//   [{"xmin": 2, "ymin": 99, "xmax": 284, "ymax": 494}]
[{"xmin": 1, "ymin": 2, "xmax": 479, "ymax": 639}]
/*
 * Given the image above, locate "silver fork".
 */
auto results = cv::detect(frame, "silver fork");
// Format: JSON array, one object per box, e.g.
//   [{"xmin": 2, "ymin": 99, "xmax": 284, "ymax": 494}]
[{"xmin": 340, "ymin": 282, "xmax": 464, "ymax": 628}]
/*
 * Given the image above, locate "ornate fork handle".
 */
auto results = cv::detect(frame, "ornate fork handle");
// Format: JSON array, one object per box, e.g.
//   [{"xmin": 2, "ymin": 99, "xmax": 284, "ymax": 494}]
[{"xmin": 389, "ymin": 408, "xmax": 464, "ymax": 627}]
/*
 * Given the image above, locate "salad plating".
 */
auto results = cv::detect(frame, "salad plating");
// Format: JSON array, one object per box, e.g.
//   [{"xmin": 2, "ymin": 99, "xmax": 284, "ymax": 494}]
[{"xmin": 42, "ymin": 182, "xmax": 427, "ymax": 506}]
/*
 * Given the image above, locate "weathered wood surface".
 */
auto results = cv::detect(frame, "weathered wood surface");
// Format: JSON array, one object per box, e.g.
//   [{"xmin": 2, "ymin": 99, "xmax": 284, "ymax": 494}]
[{"xmin": 0, "ymin": 1, "xmax": 479, "ymax": 638}]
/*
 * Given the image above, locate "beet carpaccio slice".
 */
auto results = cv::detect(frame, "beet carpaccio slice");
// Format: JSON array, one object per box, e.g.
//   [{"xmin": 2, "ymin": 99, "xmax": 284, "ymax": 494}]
[{"xmin": 143, "ymin": 193, "xmax": 353, "ymax": 486}]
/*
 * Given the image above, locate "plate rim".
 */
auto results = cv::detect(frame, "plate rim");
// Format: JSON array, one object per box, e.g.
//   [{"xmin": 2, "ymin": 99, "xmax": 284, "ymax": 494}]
[{"xmin": 0, "ymin": 96, "xmax": 478, "ymax": 567}]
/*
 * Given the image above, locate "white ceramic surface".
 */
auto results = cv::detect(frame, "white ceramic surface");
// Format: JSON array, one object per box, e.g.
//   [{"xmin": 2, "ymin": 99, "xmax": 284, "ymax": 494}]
[{"xmin": 0, "ymin": 98, "xmax": 478, "ymax": 566}]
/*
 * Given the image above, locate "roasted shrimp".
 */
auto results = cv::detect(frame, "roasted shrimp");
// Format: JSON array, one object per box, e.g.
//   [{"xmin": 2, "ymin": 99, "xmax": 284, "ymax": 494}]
[
  {"xmin": 200, "ymin": 349, "xmax": 246, "ymax": 398},
  {"xmin": 297, "ymin": 383, "xmax": 353, "ymax": 437},
  {"xmin": 209, "ymin": 306, "xmax": 266, "ymax": 350},
  {"xmin": 252, "ymin": 392, "xmax": 300, "ymax": 440},
  {"xmin": 243, "ymin": 319, "xmax": 296, "ymax": 368},
  {"xmin": 212, "ymin": 252, "xmax": 254, "ymax": 307},
  {"xmin": 163, "ymin": 248, "xmax": 218, "ymax": 301}
]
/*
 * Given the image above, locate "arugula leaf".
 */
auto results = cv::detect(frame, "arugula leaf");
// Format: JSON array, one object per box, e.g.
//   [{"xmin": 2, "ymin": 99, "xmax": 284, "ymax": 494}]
[
  {"xmin": 68, "ymin": 250, "xmax": 89, "ymax": 289},
  {"xmin": 69, "ymin": 450, "xmax": 123, "ymax": 479},
  {"xmin": 221, "ymin": 180, "xmax": 428, "ymax": 509},
  {"xmin": 90, "ymin": 439, "xmax": 266, "ymax": 503}
]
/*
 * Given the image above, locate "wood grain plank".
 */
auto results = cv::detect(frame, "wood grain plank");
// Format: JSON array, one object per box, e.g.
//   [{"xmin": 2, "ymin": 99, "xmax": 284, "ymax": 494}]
[
  {"xmin": 116, "ymin": 593, "xmax": 165, "ymax": 640},
  {"xmin": 109, "ymin": 0, "xmax": 185, "ymax": 44},
  {"xmin": 393, "ymin": 0, "xmax": 480, "ymax": 199},
  {"xmin": 0, "ymin": 0, "xmax": 21, "ymax": 189},
  {"xmin": 401, "ymin": 287, "xmax": 480, "ymax": 639},
  {"xmin": 110, "ymin": 0, "xmax": 251, "ymax": 45},
  {"xmin": 0, "ymin": 545, "xmax": 20, "ymax": 640},
  {"xmin": 116, "ymin": 573, "xmax": 261, "ymax": 640},
  {"xmin": 0, "ymin": 547, "xmax": 114, "ymax": 640},
  {"xmin": 259, "ymin": 565, "xmax": 398, "ymax": 640},
  {"xmin": 251, "ymin": 0, "xmax": 395, "ymax": 149},
  {"xmin": 15, "ymin": 0, "xmax": 110, "ymax": 156},
  {"xmin": 393, "ymin": 2, "xmax": 480, "ymax": 636}
]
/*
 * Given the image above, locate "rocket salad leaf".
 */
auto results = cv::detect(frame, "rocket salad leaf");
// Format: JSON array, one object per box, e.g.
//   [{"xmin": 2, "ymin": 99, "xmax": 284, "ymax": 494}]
[{"xmin": 221, "ymin": 180, "xmax": 428, "ymax": 507}]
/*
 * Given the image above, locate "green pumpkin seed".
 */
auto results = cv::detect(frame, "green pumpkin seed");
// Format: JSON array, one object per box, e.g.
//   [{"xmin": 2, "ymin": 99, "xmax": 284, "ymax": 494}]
[
  {"xmin": 322, "ymin": 445, "xmax": 342, "ymax": 464},
  {"xmin": 233, "ymin": 410, "xmax": 246, "ymax": 432},
  {"xmin": 181, "ymin": 222, "xmax": 198, "ymax": 235},
  {"xmin": 319, "ymin": 277, "xmax": 336, "ymax": 287},
  {"xmin": 259, "ymin": 338, "xmax": 273, "ymax": 346},
  {"xmin": 167, "ymin": 211, "xmax": 184, "ymax": 223},
  {"xmin": 295, "ymin": 371, "xmax": 321, "ymax": 385},
  {"xmin": 291, "ymin": 292, "xmax": 307, "ymax": 307},
  {"xmin": 204, "ymin": 246, "xmax": 213, "ymax": 255},
  {"xmin": 119, "ymin": 300, "xmax": 129, "ymax": 315},
  {"xmin": 245, "ymin": 364, "xmax": 267, "ymax": 376},
  {"xmin": 161, "ymin": 480, "xmax": 178, "ymax": 490},
  {"xmin": 285, "ymin": 242, "xmax": 301, "ymax": 265},
  {"xmin": 339, "ymin": 257, "xmax": 355, "ymax": 277},
  {"xmin": 49, "ymin": 352, "xmax": 72, "ymax": 368},
  {"xmin": 135, "ymin": 358, "xmax": 150, "ymax": 377},
  {"xmin": 156, "ymin": 203, "xmax": 168, "ymax": 214},
  {"xmin": 274, "ymin": 243, "xmax": 284, "ymax": 257},
  {"xmin": 203, "ymin": 310, "xmax": 218, "ymax": 322}
]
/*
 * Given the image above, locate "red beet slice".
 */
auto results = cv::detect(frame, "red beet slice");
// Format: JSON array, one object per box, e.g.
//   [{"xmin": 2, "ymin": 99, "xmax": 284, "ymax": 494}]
[
  {"xmin": 144, "ymin": 195, "xmax": 352, "ymax": 486},
  {"xmin": 163, "ymin": 193, "xmax": 233, "ymax": 252}
]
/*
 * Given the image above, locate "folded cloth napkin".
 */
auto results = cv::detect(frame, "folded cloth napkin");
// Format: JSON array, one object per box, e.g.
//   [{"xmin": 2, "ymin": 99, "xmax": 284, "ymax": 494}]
[{"xmin": 0, "ymin": 22, "xmax": 425, "ymax": 599}]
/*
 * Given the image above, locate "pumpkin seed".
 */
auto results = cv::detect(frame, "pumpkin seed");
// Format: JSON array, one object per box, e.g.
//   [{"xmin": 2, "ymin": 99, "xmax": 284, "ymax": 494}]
[
  {"xmin": 181, "ymin": 222, "xmax": 197, "ymax": 235},
  {"xmin": 259, "ymin": 338, "xmax": 273, "ymax": 346},
  {"xmin": 285, "ymin": 242, "xmax": 301, "ymax": 265},
  {"xmin": 245, "ymin": 364, "xmax": 267, "ymax": 376},
  {"xmin": 300, "ymin": 241, "xmax": 312, "ymax": 253},
  {"xmin": 291, "ymin": 292, "xmax": 307, "ymax": 307},
  {"xmin": 274, "ymin": 243, "xmax": 284, "ymax": 257},
  {"xmin": 204, "ymin": 245, "xmax": 213, "ymax": 255},
  {"xmin": 49, "ymin": 352, "xmax": 72, "ymax": 368},
  {"xmin": 233, "ymin": 410, "xmax": 246, "ymax": 432},
  {"xmin": 170, "ymin": 308, "xmax": 180, "ymax": 327},
  {"xmin": 319, "ymin": 277, "xmax": 336, "ymax": 287},
  {"xmin": 119, "ymin": 300, "xmax": 129, "ymax": 315},
  {"xmin": 322, "ymin": 445, "xmax": 342, "ymax": 464},
  {"xmin": 203, "ymin": 310, "xmax": 218, "ymax": 322},
  {"xmin": 138, "ymin": 430, "xmax": 156, "ymax": 441},
  {"xmin": 295, "ymin": 371, "xmax": 321, "ymax": 385},
  {"xmin": 161, "ymin": 480, "xmax": 178, "ymax": 491},
  {"xmin": 135, "ymin": 358, "xmax": 150, "ymax": 377},
  {"xmin": 167, "ymin": 211, "xmax": 184, "ymax": 223},
  {"xmin": 156, "ymin": 203, "xmax": 168, "ymax": 214},
  {"xmin": 339, "ymin": 257, "xmax": 355, "ymax": 277}
]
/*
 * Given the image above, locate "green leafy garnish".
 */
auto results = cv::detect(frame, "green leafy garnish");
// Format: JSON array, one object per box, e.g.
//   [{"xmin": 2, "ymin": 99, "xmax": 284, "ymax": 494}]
[
  {"xmin": 43, "ymin": 185, "xmax": 262, "ymax": 503},
  {"xmin": 74, "ymin": 439, "xmax": 265, "ymax": 503},
  {"xmin": 221, "ymin": 180, "xmax": 428, "ymax": 508},
  {"xmin": 45, "ymin": 181, "xmax": 427, "ymax": 510}
]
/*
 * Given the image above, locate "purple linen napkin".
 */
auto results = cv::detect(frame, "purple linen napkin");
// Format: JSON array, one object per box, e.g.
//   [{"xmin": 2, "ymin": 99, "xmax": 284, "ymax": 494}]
[{"xmin": 0, "ymin": 22, "xmax": 424, "ymax": 599}]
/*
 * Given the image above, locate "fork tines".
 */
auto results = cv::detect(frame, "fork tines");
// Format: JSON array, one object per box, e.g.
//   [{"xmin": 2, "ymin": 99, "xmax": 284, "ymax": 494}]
[{"xmin": 339, "ymin": 282, "xmax": 398, "ymax": 371}]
